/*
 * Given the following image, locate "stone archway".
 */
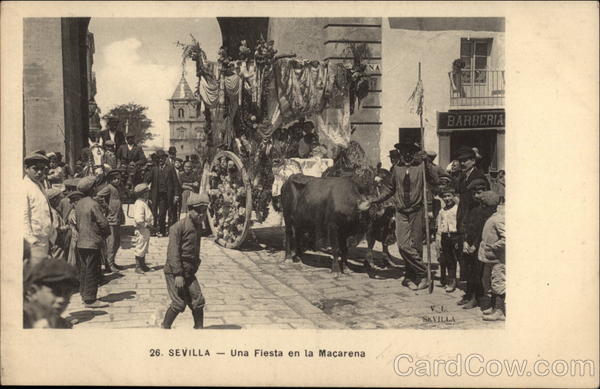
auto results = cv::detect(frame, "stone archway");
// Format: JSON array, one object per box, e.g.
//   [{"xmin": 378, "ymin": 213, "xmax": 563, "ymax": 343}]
[{"xmin": 217, "ymin": 17, "xmax": 269, "ymax": 59}]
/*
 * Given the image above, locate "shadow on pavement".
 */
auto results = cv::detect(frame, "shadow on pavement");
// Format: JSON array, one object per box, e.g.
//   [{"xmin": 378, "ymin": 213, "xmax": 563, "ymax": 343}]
[
  {"xmin": 99, "ymin": 291, "xmax": 136, "ymax": 303},
  {"xmin": 99, "ymin": 272, "xmax": 124, "ymax": 286},
  {"xmin": 66, "ymin": 310, "xmax": 108, "ymax": 324},
  {"xmin": 238, "ymin": 226, "xmax": 285, "ymax": 253},
  {"xmin": 205, "ymin": 324, "xmax": 242, "ymax": 329}
]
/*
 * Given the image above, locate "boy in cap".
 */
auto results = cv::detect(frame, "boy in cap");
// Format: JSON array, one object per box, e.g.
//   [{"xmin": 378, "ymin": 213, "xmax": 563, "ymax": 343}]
[
  {"xmin": 74, "ymin": 176, "xmax": 110, "ymax": 308},
  {"xmin": 435, "ymin": 186, "xmax": 460, "ymax": 292},
  {"xmin": 46, "ymin": 188, "xmax": 69, "ymax": 261},
  {"xmin": 477, "ymin": 191, "xmax": 506, "ymax": 321},
  {"xmin": 102, "ymin": 140, "xmax": 118, "ymax": 169},
  {"xmin": 96, "ymin": 169, "xmax": 126, "ymax": 272},
  {"xmin": 132, "ymin": 183, "xmax": 154, "ymax": 273},
  {"xmin": 161, "ymin": 193, "xmax": 209, "ymax": 329},
  {"xmin": 23, "ymin": 258, "xmax": 79, "ymax": 328},
  {"xmin": 458, "ymin": 178, "xmax": 495, "ymax": 310},
  {"xmin": 23, "ymin": 153, "xmax": 55, "ymax": 264}
]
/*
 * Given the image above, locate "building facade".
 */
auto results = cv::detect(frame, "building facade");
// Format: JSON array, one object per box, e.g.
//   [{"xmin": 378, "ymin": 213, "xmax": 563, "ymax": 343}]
[
  {"xmin": 23, "ymin": 17, "xmax": 92, "ymax": 164},
  {"xmin": 168, "ymin": 74, "xmax": 205, "ymax": 158},
  {"xmin": 382, "ymin": 18, "xmax": 505, "ymax": 173}
]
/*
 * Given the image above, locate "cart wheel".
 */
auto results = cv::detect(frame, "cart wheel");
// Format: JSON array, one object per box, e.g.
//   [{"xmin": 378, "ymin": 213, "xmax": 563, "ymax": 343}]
[{"xmin": 206, "ymin": 150, "xmax": 253, "ymax": 249}]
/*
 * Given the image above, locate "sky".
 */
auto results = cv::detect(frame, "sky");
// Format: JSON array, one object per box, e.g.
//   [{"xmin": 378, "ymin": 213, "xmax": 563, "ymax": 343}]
[{"xmin": 89, "ymin": 18, "xmax": 222, "ymax": 148}]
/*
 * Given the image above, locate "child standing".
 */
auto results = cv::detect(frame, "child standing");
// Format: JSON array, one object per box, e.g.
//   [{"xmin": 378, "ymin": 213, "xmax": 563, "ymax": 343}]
[
  {"xmin": 435, "ymin": 186, "xmax": 460, "ymax": 292},
  {"xmin": 478, "ymin": 191, "xmax": 506, "ymax": 321},
  {"xmin": 132, "ymin": 183, "xmax": 154, "ymax": 274}
]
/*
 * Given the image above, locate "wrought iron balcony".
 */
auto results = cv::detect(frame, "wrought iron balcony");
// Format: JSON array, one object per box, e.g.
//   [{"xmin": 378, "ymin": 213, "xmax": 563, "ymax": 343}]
[{"xmin": 449, "ymin": 69, "xmax": 505, "ymax": 108}]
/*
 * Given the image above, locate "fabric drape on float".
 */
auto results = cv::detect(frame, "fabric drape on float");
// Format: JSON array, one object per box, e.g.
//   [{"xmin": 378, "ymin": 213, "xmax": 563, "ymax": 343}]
[{"xmin": 272, "ymin": 59, "xmax": 351, "ymax": 151}]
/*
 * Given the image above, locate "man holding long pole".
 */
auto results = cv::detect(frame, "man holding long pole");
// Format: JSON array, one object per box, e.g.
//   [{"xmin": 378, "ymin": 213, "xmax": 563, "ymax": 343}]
[
  {"xmin": 369, "ymin": 62, "xmax": 438, "ymax": 291},
  {"xmin": 369, "ymin": 140, "xmax": 438, "ymax": 290}
]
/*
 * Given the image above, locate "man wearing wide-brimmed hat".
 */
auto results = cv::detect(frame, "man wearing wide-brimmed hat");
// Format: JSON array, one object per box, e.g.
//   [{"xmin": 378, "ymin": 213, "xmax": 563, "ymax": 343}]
[
  {"xmin": 148, "ymin": 149, "xmax": 181, "ymax": 236},
  {"xmin": 116, "ymin": 133, "xmax": 146, "ymax": 168},
  {"xmin": 100, "ymin": 116, "xmax": 125, "ymax": 151},
  {"xmin": 369, "ymin": 140, "xmax": 440, "ymax": 290},
  {"xmin": 161, "ymin": 192, "xmax": 209, "ymax": 329},
  {"xmin": 455, "ymin": 146, "xmax": 489, "ymax": 234},
  {"xmin": 23, "ymin": 153, "xmax": 55, "ymax": 263}
]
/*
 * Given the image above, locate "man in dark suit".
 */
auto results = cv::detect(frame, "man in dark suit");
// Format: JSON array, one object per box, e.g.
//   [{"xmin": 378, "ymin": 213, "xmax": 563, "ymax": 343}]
[
  {"xmin": 455, "ymin": 146, "xmax": 489, "ymax": 233},
  {"xmin": 147, "ymin": 150, "xmax": 180, "ymax": 237},
  {"xmin": 454, "ymin": 146, "xmax": 489, "ymax": 302},
  {"xmin": 116, "ymin": 134, "xmax": 147, "ymax": 168},
  {"xmin": 100, "ymin": 117, "xmax": 126, "ymax": 151}
]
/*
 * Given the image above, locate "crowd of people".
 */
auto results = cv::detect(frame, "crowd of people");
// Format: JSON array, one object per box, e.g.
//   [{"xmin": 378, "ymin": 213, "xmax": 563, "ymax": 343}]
[
  {"xmin": 22, "ymin": 126, "xmax": 207, "ymax": 327},
  {"xmin": 22, "ymin": 119, "xmax": 505, "ymax": 327},
  {"xmin": 370, "ymin": 143, "xmax": 506, "ymax": 321}
]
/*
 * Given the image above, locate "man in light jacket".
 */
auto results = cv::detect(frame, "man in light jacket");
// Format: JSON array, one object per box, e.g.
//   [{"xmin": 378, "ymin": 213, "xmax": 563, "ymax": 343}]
[{"xmin": 23, "ymin": 153, "xmax": 56, "ymax": 264}]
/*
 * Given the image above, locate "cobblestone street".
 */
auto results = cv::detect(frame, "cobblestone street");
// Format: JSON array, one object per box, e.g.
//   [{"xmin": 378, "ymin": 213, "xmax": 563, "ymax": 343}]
[{"xmin": 65, "ymin": 209, "xmax": 503, "ymax": 330}]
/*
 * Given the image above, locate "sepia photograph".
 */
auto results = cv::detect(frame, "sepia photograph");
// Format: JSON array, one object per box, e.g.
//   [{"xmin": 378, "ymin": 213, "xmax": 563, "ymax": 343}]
[
  {"xmin": 2, "ymin": 1, "xmax": 598, "ymax": 387},
  {"xmin": 20, "ymin": 15, "xmax": 506, "ymax": 330}
]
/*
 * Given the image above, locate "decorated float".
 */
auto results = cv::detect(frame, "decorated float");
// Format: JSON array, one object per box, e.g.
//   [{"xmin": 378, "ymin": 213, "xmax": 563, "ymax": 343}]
[{"xmin": 177, "ymin": 35, "xmax": 371, "ymax": 248}]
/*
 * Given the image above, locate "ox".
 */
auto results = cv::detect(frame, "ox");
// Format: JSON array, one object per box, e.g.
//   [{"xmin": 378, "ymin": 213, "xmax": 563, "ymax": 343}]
[{"xmin": 281, "ymin": 173, "xmax": 373, "ymax": 274}]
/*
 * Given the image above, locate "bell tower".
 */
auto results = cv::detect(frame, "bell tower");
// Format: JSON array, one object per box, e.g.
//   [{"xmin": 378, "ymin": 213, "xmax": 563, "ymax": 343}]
[{"xmin": 168, "ymin": 73, "xmax": 204, "ymax": 157}]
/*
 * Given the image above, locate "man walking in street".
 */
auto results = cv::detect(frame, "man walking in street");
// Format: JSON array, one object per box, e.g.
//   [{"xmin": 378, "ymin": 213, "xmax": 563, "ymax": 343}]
[
  {"xmin": 161, "ymin": 193, "xmax": 209, "ymax": 329},
  {"xmin": 74, "ymin": 176, "xmax": 110, "ymax": 308},
  {"xmin": 23, "ymin": 153, "xmax": 55, "ymax": 264},
  {"xmin": 147, "ymin": 150, "xmax": 180, "ymax": 236},
  {"xmin": 369, "ymin": 141, "xmax": 439, "ymax": 290},
  {"xmin": 96, "ymin": 169, "xmax": 125, "ymax": 272}
]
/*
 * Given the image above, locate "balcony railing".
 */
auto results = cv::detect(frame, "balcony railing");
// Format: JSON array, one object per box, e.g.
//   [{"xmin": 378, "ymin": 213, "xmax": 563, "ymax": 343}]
[{"xmin": 449, "ymin": 69, "xmax": 505, "ymax": 108}]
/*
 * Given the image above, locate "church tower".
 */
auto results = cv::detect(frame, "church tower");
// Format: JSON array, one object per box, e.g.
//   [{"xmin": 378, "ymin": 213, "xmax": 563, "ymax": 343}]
[{"xmin": 168, "ymin": 74, "xmax": 205, "ymax": 158}]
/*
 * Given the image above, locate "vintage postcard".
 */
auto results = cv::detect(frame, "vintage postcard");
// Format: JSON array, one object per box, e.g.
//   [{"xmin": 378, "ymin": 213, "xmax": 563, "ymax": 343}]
[{"xmin": 1, "ymin": 1, "xmax": 598, "ymax": 387}]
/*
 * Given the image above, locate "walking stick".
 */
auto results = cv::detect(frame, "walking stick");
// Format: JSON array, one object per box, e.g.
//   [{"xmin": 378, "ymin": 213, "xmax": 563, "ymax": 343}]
[{"xmin": 416, "ymin": 63, "xmax": 434, "ymax": 294}]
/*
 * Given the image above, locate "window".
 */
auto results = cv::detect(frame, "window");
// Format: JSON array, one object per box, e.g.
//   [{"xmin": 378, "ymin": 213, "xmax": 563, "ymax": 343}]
[
  {"xmin": 460, "ymin": 38, "xmax": 492, "ymax": 84},
  {"xmin": 178, "ymin": 108, "xmax": 185, "ymax": 118},
  {"xmin": 177, "ymin": 127, "xmax": 186, "ymax": 139}
]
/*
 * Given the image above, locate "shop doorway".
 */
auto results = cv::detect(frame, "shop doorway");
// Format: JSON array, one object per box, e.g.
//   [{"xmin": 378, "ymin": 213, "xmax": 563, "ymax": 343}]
[{"xmin": 450, "ymin": 129, "xmax": 497, "ymax": 173}]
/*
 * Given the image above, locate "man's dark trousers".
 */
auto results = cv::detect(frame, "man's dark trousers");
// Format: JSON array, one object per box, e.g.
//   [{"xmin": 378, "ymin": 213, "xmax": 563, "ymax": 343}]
[
  {"xmin": 395, "ymin": 208, "xmax": 427, "ymax": 283},
  {"xmin": 77, "ymin": 248, "xmax": 100, "ymax": 303}
]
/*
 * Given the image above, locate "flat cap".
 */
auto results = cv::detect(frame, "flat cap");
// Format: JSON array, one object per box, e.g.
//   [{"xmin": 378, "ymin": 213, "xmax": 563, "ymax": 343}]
[
  {"xmin": 24, "ymin": 258, "xmax": 79, "ymax": 290},
  {"xmin": 187, "ymin": 192, "xmax": 210, "ymax": 208},
  {"xmin": 106, "ymin": 169, "xmax": 123, "ymax": 180},
  {"xmin": 479, "ymin": 190, "xmax": 501, "ymax": 207},
  {"xmin": 45, "ymin": 188, "xmax": 63, "ymax": 201},
  {"xmin": 76, "ymin": 176, "xmax": 96, "ymax": 195},
  {"xmin": 24, "ymin": 153, "xmax": 49, "ymax": 166},
  {"xmin": 156, "ymin": 149, "xmax": 167, "ymax": 157},
  {"xmin": 134, "ymin": 183, "xmax": 150, "ymax": 196},
  {"xmin": 394, "ymin": 141, "xmax": 420, "ymax": 151},
  {"xmin": 104, "ymin": 140, "xmax": 115, "ymax": 146},
  {"xmin": 466, "ymin": 178, "xmax": 489, "ymax": 191},
  {"xmin": 67, "ymin": 190, "xmax": 84, "ymax": 200},
  {"xmin": 426, "ymin": 151, "xmax": 437, "ymax": 159},
  {"xmin": 46, "ymin": 152, "xmax": 57, "ymax": 159},
  {"xmin": 63, "ymin": 178, "xmax": 80, "ymax": 189},
  {"xmin": 438, "ymin": 185, "xmax": 456, "ymax": 195}
]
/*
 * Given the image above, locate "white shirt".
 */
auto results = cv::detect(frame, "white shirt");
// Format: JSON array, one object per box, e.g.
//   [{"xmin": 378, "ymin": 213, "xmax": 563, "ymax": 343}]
[
  {"xmin": 23, "ymin": 175, "xmax": 55, "ymax": 250},
  {"xmin": 109, "ymin": 130, "xmax": 116, "ymax": 142},
  {"xmin": 436, "ymin": 203, "xmax": 458, "ymax": 237},
  {"xmin": 133, "ymin": 198, "xmax": 154, "ymax": 228}
]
